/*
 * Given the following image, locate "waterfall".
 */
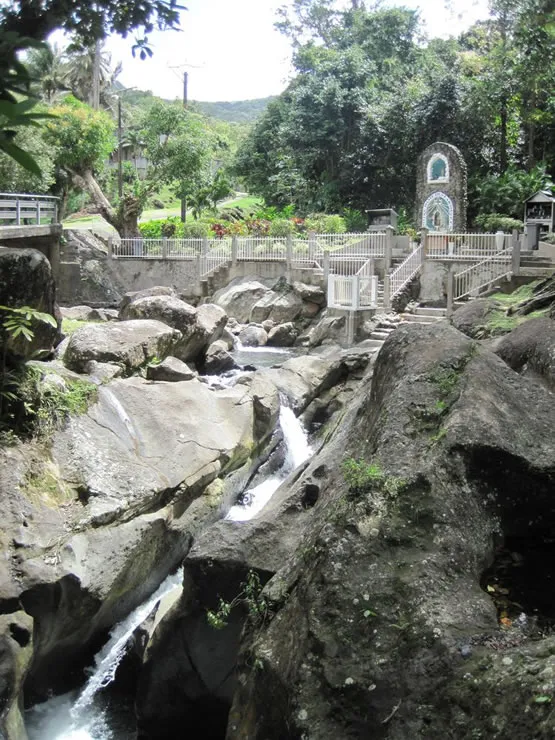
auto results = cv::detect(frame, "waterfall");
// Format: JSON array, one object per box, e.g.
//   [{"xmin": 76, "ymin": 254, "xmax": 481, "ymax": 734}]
[
  {"xmin": 225, "ymin": 404, "xmax": 311, "ymax": 522},
  {"xmin": 26, "ymin": 569, "xmax": 183, "ymax": 740}
]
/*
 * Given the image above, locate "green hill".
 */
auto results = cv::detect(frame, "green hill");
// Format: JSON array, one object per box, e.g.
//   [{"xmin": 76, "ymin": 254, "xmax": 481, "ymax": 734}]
[{"xmin": 193, "ymin": 97, "xmax": 276, "ymax": 123}]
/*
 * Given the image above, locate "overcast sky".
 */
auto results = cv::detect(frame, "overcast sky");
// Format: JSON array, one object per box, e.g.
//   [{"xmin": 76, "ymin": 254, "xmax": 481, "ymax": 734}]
[{"xmin": 107, "ymin": 0, "xmax": 491, "ymax": 103}]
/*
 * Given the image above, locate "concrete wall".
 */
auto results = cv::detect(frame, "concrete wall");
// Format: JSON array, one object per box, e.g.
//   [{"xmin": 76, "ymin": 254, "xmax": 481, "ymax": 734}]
[
  {"xmin": 112, "ymin": 258, "xmax": 200, "ymax": 296},
  {"xmin": 419, "ymin": 260, "xmax": 473, "ymax": 306},
  {"xmin": 0, "ymin": 225, "xmax": 62, "ymax": 278}
]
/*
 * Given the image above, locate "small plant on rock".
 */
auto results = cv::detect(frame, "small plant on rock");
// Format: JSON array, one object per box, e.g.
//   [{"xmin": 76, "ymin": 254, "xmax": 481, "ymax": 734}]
[{"xmin": 206, "ymin": 570, "xmax": 269, "ymax": 630}]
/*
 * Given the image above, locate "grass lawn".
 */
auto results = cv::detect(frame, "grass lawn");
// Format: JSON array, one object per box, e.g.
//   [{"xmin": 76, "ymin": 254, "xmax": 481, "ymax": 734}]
[{"xmin": 63, "ymin": 193, "xmax": 264, "ymax": 231}]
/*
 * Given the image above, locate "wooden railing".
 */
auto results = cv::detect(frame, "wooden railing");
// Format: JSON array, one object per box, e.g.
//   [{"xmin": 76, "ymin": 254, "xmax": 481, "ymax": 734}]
[{"xmin": 0, "ymin": 192, "xmax": 59, "ymax": 225}]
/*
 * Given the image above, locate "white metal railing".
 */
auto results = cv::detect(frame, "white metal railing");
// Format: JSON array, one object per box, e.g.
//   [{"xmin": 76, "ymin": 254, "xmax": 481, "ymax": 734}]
[
  {"xmin": 427, "ymin": 232, "xmax": 506, "ymax": 260},
  {"xmin": 389, "ymin": 245, "xmax": 423, "ymax": 300},
  {"xmin": 237, "ymin": 237, "xmax": 287, "ymax": 261},
  {"xmin": 117, "ymin": 238, "xmax": 201, "ymax": 259},
  {"xmin": 0, "ymin": 192, "xmax": 59, "ymax": 225},
  {"xmin": 327, "ymin": 265, "xmax": 378, "ymax": 310},
  {"xmin": 313, "ymin": 232, "xmax": 386, "ymax": 255},
  {"xmin": 200, "ymin": 239, "xmax": 232, "ymax": 278},
  {"xmin": 452, "ymin": 248, "xmax": 513, "ymax": 303}
]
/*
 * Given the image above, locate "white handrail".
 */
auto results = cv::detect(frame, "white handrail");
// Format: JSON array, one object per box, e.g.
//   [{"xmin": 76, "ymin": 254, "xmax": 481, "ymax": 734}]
[
  {"xmin": 453, "ymin": 248, "xmax": 512, "ymax": 301},
  {"xmin": 389, "ymin": 245, "xmax": 423, "ymax": 299},
  {"xmin": 0, "ymin": 193, "xmax": 59, "ymax": 225}
]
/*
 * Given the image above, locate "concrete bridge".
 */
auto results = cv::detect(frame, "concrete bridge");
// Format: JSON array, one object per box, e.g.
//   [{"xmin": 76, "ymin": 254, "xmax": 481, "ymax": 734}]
[{"xmin": 0, "ymin": 193, "xmax": 61, "ymax": 276}]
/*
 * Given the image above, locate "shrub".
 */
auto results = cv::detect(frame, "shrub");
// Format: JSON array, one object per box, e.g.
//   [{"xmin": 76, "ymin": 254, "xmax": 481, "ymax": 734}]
[
  {"xmin": 269, "ymin": 218, "xmax": 295, "ymax": 237},
  {"xmin": 182, "ymin": 221, "xmax": 210, "ymax": 238},
  {"xmin": 342, "ymin": 208, "xmax": 367, "ymax": 232},
  {"xmin": 305, "ymin": 213, "xmax": 347, "ymax": 233},
  {"xmin": 475, "ymin": 213, "xmax": 523, "ymax": 232},
  {"xmin": 139, "ymin": 219, "xmax": 164, "ymax": 238}
]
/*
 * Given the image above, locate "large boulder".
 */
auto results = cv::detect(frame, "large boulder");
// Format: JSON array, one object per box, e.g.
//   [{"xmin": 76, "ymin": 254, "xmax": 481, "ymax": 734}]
[
  {"xmin": 204, "ymin": 340, "xmax": 238, "ymax": 375},
  {"xmin": 0, "ymin": 248, "xmax": 61, "ymax": 360},
  {"xmin": 213, "ymin": 279, "xmax": 271, "ymax": 323},
  {"xmin": 238, "ymin": 325, "xmax": 268, "ymax": 348},
  {"xmin": 119, "ymin": 286, "xmax": 176, "ymax": 314},
  {"xmin": 495, "ymin": 316, "xmax": 555, "ymax": 389},
  {"xmin": 450, "ymin": 298, "xmax": 499, "ymax": 338},
  {"xmin": 0, "ymin": 370, "xmax": 280, "ymax": 705},
  {"xmin": 119, "ymin": 293, "xmax": 196, "ymax": 331},
  {"xmin": 250, "ymin": 291, "xmax": 303, "ymax": 324},
  {"xmin": 224, "ymin": 324, "xmax": 555, "ymax": 740},
  {"xmin": 146, "ymin": 356, "xmax": 196, "ymax": 382},
  {"xmin": 120, "ymin": 295, "xmax": 227, "ymax": 365},
  {"xmin": 63, "ymin": 320, "xmax": 180, "ymax": 373},
  {"xmin": 60, "ymin": 229, "xmax": 125, "ymax": 307},
  {"xmin": 293, "ymin": 282, "xmax": 326, "ymax": 305},
  {"xmin": 0, "ymin": 611, "xmax": 33, "ymax": 740},
  {"xmin": 267, "ymin": 322, "xmax": 298, "ymax": 347},
  {"xmin": 258, "ymin": 354, "xmax": 347, "ymax": 412}
]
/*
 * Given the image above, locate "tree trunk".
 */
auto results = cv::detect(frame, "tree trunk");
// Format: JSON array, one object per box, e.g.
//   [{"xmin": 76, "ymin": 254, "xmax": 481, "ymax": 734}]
[
  {"xmin": 527, "ymin": 86, "xmax": 537, "ymax": 169},
  {"xmin": 500, "ymin": 98, "xmax": 508, "ymax": 173},
  {"xmin": 71, "ymin": 169, "xmax": 139, "ymax": 238}
]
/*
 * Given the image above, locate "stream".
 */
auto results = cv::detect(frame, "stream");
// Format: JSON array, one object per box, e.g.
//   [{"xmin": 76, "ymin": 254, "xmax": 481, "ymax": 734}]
[{"xmin": 24, "ymin": 349, "xmax": 312, "ymax": 739}]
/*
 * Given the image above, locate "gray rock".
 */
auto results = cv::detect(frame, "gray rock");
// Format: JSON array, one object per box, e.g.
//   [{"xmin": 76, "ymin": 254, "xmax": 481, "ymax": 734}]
[
  {"xmin": 213, "ymin": 279, "xmax": 270, "ymax": 323},
  {"xmin": 64, "ymin": 320, "xmax": 180, "ymax": 373},
  {"xmin": 262, "ymin": 319, "xmax": 275, "ymax": 333},
  {"xmin": 61, "ymin": 229, "xmax": 125, "ymax": 307},
  {"xmin": 250, "ymin": 290, "xmax": 303, "ymax": 324},
  {"xmin": 89, "ymin": 308, "xmax": 119, "ymax": 322},
  {"xmin": 146, "ymin": 356, "xmax": 196, "ymax": 382},
  {"xmin": 307, "ymin": 313, "xmax": 347, "ymax": 347},
  {"xmin": 224, "ymin": 324, "xmax": 555, "ymax": 740},
  {"xmin": 293, "ymin": 281, "xmax": 326, "ymax": 305},
  {"xmin": 451, "ymin": 298, "xmax": 499, "ymax": 338},
  {"xmin": 61, "ymin": 305, "xmax": 95, "ymax": 321},
  {"xmin": 0, "ymin": 611, "xmax": 34, "ymax": 740},
  {"xmin": 204, "ymin": 340, "xmax": 238, "ymax": 375},
  {"xmin": 238, "ymin": 325, "xmax": 268, "ymax": 347},
  {"xmin": 0, "ymin": 248, "xmax": 61, "ymax": 360},
  {"xmin": 258, "ymin": 354, "xmax": 346, "ymax": 412},
  {"xmin": 84, "ymin": 360, "xmax": 124, "ymax": 383},
  {"xmin": 119, "ymin": 286, "xmax": 176, "ymax": 314},
  {"xmin": 119, "ymin": 294, "xmax": 197, "ymax": 332},
  {"xmin": 300, "ymin": 300, "xmax": 322, "ymax": 319},
  {"xmin": 267, "ymin": 322, "xmax": 298, "ymax": 347},
  {"xmin": 495, "ymin": 316, "xmax": 555, "ymax": 389},
  {"xmin": 220, "ymin": 328, "xmax": 236, "ymax": 350}
]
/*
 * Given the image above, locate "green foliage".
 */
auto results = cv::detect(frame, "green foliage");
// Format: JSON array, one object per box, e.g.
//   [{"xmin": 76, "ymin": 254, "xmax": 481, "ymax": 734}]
[
  {"xmin": 342, "ymin": 208, "xmax": 367, "ymax": 232},
  {"xmin": 472, "ymin": 165, "xmax": 553, "ymax": 220},
  {"xmin": 0, "ymin": 304, "xmax": 57, "ymax": 344},
  {"xmin": 206, "ymin": 570, "xmax": 269, "ymax": 630},
  {"xmin": 46, "ymin": 95, "xmax": 116, "ymax": 172},
  {"xmin": 181, "ymin": 220, "xmax": 211, "ymax": 238},
  {"xmin": 305, "ymin": 214, "xmax": 346, "ymax": 233},
  {"xmin": 474, "ymin": 213, "xmax": 524, "ymax": 232},
  {"xmin": 341, "ymin": 458, "xmax": 405, "ymax": 499},
  {"xmin": 428, "ymin": 367, "xmax": 461, "ymax": 399},
  {"xmin": 268, "ymin": 218, "xmax": 295, "ymax": 237},
  {"xmin": 0, "ymin": 110, "xmax": 57, "ymax": 191}
]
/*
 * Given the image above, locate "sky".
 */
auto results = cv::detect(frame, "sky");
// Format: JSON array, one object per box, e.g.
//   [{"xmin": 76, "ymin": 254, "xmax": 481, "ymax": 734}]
[{"xmin": 107, "ymin": 0, "xmax": 491, "ymax": 103}]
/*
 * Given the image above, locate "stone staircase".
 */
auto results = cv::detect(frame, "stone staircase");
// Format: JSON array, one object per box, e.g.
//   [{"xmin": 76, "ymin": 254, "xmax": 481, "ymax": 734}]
[{"xmin": 364, "ymin": 305, "xmax": 447, "ymax": 352}]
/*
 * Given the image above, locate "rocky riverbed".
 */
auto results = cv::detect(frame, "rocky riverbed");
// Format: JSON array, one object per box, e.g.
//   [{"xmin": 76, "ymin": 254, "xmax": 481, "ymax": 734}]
[{"xmin": 1, "ymin": 246, "xmax": 555, "ymax": 739}]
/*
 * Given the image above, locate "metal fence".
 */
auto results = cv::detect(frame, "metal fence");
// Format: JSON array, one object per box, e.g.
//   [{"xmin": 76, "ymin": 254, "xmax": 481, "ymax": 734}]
[
  {"xmin": 0, "ymin": 192, "xmax": 59, "ymax": 225},
  {"xmin": 387, "ymin": 245, "xmax": 423, "ymax": 304},
  {"xmin": 426, "ymin": 232, "xmax": 505, "ymax": 260},
  {"xmin": 117, "ymin": 237, "xmax": 201, "ymax": 259},
  {"xmin": 451, "ymin": 248, "xmax": 513, "ymax": 305},
  {"xmin": 200, "ymin": 239, "xmax": 233, "ymax": 278}
]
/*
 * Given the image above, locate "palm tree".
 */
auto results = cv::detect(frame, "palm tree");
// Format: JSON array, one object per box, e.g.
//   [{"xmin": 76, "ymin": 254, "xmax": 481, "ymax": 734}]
[
  {"xmin": 26, "ymin": 43, "xmax": 69, "ymax": 104},
  {"xmin": 65, "ymin": 41, "xmax": 122, "ymax": 110}
]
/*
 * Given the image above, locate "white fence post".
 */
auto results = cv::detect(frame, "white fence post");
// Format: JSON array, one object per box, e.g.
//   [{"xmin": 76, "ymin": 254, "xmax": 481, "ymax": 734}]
[
  {"xmin": 447, "ymin": 270, "xmax": 454, "ymax": 316},
  {"xmin": 383, "ymin": 274, "xmax": 391, "ymax": 310},
  {"xmin": 232, "ymin": 235, "xmax": 238, "ymax": 267},
  {"xmin": 352, "ymin": 275, "xmax": 360, "ymax": 310},
  {"xmin": 308, "ymin": 231, "xmax": 316, "ymax": 262},
  {"xmin": 385, "ymin": 226, "xmax": 394, "ymax": 270},
  {"xmin": 421, "ymin": 227, "xmax": 429, "ymax": 260},
  {"xmin": 323, "ymin": 251, "xmax": 330, "ymax": 283},
  {"xmin": 162, "ymin": 237, "xmax": 168, "ymax": 259},
  {"xmin": 286, "ymin": 234, "xmax": 293, "ymax": 272},
  {"xmin": 511, "ymin": 229, "xmax": 521, "ymax": 276}
]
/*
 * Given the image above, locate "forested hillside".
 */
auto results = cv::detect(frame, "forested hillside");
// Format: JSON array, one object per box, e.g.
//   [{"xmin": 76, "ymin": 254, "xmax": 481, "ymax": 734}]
[
  {"xmin": 195, "ymin": 97, "xmax": 276, "ymax": 123},
  {"xmin": 235, "ymin": 0, "xmax": 555, "ymax": 222}
]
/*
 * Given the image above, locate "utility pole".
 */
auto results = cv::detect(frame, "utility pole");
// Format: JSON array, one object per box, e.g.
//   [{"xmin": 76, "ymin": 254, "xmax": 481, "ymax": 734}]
[
  {"xmin": 92, "ymin": 39, "xmax": 101, "ymax": 110},
  {"xmin": 180, "ymin": 70, "xmax": 189, "ymax": 223},
  {"xmin": 118, "ymin": 96, "xmax": 123, "ymax": 198}
]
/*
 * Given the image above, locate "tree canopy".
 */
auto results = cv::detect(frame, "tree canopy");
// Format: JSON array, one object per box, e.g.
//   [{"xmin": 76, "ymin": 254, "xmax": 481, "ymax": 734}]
[{"xmin": 234, "ymin": 0, "xmax": 555, "ymax": 221}]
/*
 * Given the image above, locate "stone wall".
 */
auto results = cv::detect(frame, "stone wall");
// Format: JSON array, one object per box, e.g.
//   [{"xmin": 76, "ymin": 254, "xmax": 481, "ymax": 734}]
[{"xmin": 415, "ymin": 142, "xmax": 467, "ymax": 232}]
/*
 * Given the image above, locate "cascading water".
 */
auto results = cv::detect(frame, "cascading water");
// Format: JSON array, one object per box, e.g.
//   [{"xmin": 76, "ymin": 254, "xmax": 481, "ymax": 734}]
[
  {"xmin": 25, "ymin": 569, "xmax": 183, "ymax": 740},
  {"xmin": 226, "ymin": 405, "xmax": 311, "ymax": 522}
]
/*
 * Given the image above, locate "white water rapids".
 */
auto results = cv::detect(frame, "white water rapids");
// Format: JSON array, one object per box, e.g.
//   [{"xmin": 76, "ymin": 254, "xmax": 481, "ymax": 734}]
[
  {"xmin": 226, "ymin": 405, "xmax": 311, "ymax": 522},
  {"xmin": 25, "ymin": 570, "xmax": 183, "ymax": 740}
]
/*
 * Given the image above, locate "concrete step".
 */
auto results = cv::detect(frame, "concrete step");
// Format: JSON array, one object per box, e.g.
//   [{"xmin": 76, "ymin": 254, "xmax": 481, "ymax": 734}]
[
  {"xmin": 401, "ymin": 313, "xmax": 444, "ymax": 323},
  {"xmin": 413, "ymin": 307, "xmax": 447, "ymax": 317},
  {"xmin": 361, "ymin": 338, "xmax": 386, "ymax": 349},
  {"xmin": 369, "ymin": 330, "xmax": 392, "ymax": 340}
]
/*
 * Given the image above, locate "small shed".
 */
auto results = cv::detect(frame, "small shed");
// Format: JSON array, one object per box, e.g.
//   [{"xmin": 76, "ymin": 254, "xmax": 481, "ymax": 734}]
[
  {"xmin": 524, "ymin": 190, "xmax": 555, "ymax": 234},
  {"xmin": 366, "ymin": 208, "xmax": 398, "ymax": 232}
]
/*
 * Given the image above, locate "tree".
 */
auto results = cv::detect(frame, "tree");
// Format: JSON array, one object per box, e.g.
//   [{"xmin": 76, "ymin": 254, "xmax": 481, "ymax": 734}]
[
  {"xmin": 0, "ymin": 122, "xmax": 56, "ymax": 192},
  {"xmin": 0, "ymin": 0, "xmax": 184, "ymax": 172},
  {"xmin": 26, "ymin": 43, "xmax": 69, "ymax": 104}
]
